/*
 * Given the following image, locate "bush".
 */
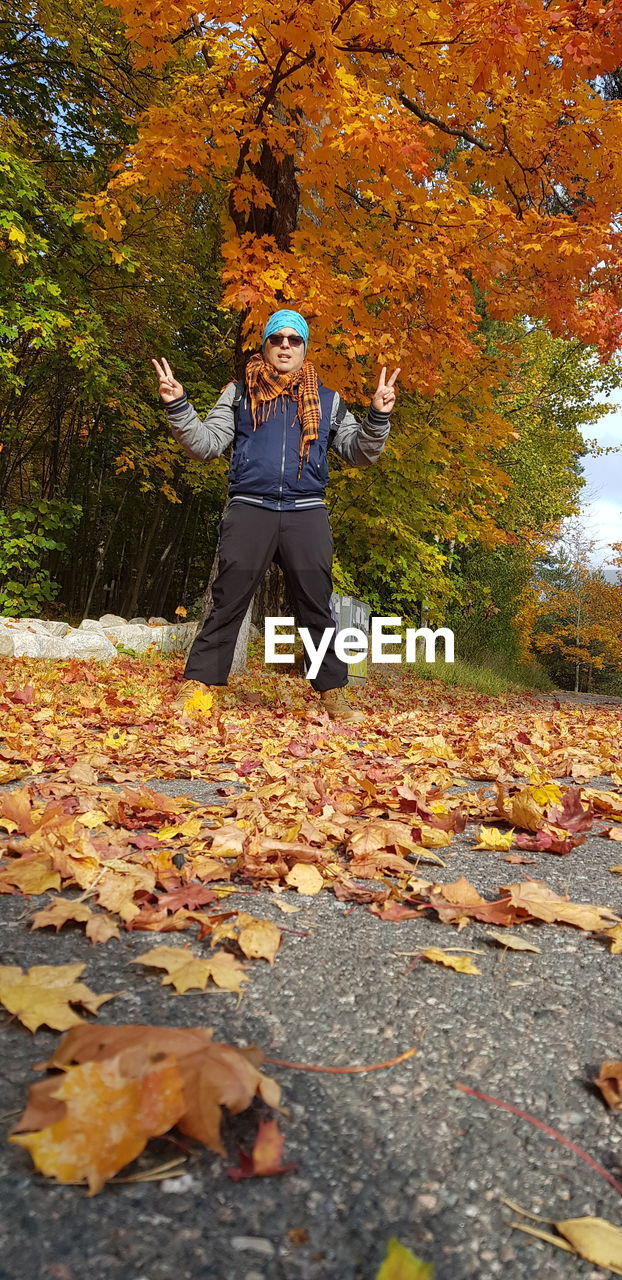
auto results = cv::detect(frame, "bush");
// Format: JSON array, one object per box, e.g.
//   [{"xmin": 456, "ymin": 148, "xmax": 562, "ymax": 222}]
[{"xmin": 0, "ymin": 499, "xmax": 82, "ymax": 616}]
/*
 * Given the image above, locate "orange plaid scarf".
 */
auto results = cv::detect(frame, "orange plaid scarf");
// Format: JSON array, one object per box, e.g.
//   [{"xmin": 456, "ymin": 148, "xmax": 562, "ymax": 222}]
[{"xmin": 241, "ymin": 352, "xmax": 321, "ymax": 480}]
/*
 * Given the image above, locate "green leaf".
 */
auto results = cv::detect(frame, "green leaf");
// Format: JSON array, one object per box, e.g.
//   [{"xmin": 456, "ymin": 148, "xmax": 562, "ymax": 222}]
[{"xmin": 375, "ymin": 1238, "xmax": 434, "ymax": 1279}]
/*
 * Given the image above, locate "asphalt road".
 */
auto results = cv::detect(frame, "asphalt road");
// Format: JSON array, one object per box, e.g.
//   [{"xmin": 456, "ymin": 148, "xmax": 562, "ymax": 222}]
[{"xmin": 1, "ymin": 768, "xmax": 621, "ymax": 1280}]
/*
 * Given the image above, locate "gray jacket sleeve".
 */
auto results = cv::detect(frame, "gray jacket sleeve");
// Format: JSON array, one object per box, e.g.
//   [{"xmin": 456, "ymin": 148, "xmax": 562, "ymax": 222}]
[
  {"xmin": 329, "ymin": 392, "xmax": 391, "ymax": 466},
  {"xmin": 163, "ymin": 382, "xmax": 236, "ymax": 461}
]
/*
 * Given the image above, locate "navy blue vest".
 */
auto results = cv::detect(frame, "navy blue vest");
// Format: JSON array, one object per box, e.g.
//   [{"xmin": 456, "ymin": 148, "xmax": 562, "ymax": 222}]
[{"xmin": 228, "ymin": 381, "xmax": 336, "ymax": 507}]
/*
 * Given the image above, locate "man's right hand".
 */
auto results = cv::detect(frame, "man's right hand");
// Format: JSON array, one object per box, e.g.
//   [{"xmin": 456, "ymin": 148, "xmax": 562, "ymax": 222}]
[{"xmin": 151, "ymin": 356, "xmax": 184, "ymax": 403}]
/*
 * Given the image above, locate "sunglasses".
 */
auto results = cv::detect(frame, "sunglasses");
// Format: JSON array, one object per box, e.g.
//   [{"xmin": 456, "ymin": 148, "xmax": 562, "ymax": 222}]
[{"xmin": 267, "ymin": 333, "xmax": 304, "ymax": 348}]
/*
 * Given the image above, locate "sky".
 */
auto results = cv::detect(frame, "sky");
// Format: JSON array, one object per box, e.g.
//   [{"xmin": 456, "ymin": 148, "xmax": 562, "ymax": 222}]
[{"xmin": 576, "ymin": 397, "xmax": 622, "ymax": 568}]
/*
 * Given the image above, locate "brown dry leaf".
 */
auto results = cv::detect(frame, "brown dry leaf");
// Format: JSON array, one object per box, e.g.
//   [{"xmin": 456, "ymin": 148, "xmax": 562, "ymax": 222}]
[
  {"xmin": 502, "ymin": 880, "xmax": 620, "ymax": 932},
  {"xmin": 132, "ymin": 945, "xmax": 248, "ymax": 995},
  {"xmin": 421, "ymin": 948, "xmax": 481, "ymax": 975},
  {"xmin": 607, "ymin": 826, "xmax": 622, "ymax": 842},
  {"xmin": 495, "ymin": 785, "xmax": 545, "ymax": 832},
  {"xmin": 9, "ymin": 1053, "xmax": 185, "ymax": 1196},
  {"xmin": 29, "ymin": 898, "xmax": 93, "ymax": 931},
  {"xmin": 0, "ymin": 962, "xmax": 117, "ymax": 1032},
  {"xmin": 484, "ymin": 930, "xmax": 541, "ymax": 953},
  {"xmin": 75, "ymin": 809, "xmax": 109, "ymax": 829},
  {"xmin": 594, "ymin": 1061, "xmax": 622, "ymax": 1111},
  {"xmin": 15, "ymin": 1022, "xmax": 280, "ymax": 1184},
  {"xmin": 273, "ymin": 900, "xmax": 301, "ymax": 914},
  {"xmin": 285, "ymin": 863, "xmax": 323, "ymax": 895},
  {"xmin": 604, "ymin": 924, "xmax": 622, "ymax": 954},
  {"xmin": 473, "ymin": 826, "xmax": 514, "ymax": 851},
  {"xmin": 348, "ymin": 819, "xmax": 420, "ymax": 856},
  {"xmin": 0, "ymin": 854, "xmax": 61, "ymax": 896},
  {"xmin": 209, "ymin": 824, "xmax": 247, "ymax": 856},
  {"xmin": 85, "ymin": 914, "xmax": 121, "ymax": 944},
  {"xmin": 237, "ymin": 919, "xmax": 281, "ymax": 964},
  {"xmin": 554, "ymin": 1217, "xmax": 622, "ymax": 1273}
]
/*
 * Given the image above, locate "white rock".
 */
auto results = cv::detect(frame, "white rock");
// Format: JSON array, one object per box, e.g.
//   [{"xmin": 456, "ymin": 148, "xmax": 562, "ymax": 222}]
[
  {"xmin": 34, "ymin": 620, "xmax": 72, "ymax": 636},
  {"xmin": 65, "ymin": 631, "xmax": 117, "ymax": 660},
  {"xmin": 99, "ymin": 613, "xmax": 126, "ymax": 625},
  {"xmin": 230, "ymin": 1238, "xmax": 275, "ymax": 1257},
  {"xmin": 159, "ymin": 1172, "xmax": 201, "ymax": 1194},
  {"xmin": 148, "ymin": 616, "xmax": 169, "ymax": 625},
  {"xmin": 2, "ymin": 619, "xmax": 51, "ymax": 634},
  {"xmin": 0, "ymin": 632, "xmax": 14, "ymax": 656},
  {"xmin": 128, "ymin": 616, "xmax": 148, "ymax": 624},
  {"xmin": 78, "ymin": 619, "xmax": 106, "ymax": 631},
  {"xmin": 103, "ymin": 625, "xmax": 155, "ymax": 653},
  {"xmin": 12, "ymin": 630, "xmax": 116, "ymax": 661}
]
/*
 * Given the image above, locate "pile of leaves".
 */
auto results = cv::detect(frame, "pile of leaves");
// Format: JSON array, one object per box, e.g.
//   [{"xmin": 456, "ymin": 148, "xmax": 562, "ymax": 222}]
[{"xmin": 1, "ymin": 658, "xmax": 622, "ymax": 1207}]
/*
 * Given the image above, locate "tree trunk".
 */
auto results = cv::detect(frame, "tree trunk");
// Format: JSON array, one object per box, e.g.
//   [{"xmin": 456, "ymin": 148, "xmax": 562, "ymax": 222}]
[{"xmin": 204, "ymin": 94, "xmax": 304, "ymax": 673}]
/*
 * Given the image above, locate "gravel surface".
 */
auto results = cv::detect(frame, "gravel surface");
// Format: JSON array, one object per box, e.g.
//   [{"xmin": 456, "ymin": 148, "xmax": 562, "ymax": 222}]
[{"xmin": 1, "ymin": 769, "xmax": 621, "ymax": 1280}]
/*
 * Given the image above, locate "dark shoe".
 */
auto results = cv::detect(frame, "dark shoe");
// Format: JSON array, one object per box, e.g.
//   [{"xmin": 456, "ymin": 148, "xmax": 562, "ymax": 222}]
[{"xmin": 319, "ymin": 687, "xmax": 365, "ymax": 724}]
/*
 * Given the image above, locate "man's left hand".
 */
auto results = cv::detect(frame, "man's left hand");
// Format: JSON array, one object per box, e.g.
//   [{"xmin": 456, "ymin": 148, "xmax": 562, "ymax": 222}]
[{"xmin": 371, "ymin": 366, "xmax": 401, "ymax": 413}]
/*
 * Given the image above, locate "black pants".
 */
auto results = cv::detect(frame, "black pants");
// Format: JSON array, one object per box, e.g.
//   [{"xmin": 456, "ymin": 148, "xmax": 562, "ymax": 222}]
[{"xmin": 183, "ymin": 502, "xmax": 349, "ymax": 692}]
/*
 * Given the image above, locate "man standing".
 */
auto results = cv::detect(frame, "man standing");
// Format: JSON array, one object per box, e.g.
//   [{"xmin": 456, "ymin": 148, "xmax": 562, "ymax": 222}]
[{"xmin": 151, "ymin": 309, "xmax": 399, "ymax": 723}]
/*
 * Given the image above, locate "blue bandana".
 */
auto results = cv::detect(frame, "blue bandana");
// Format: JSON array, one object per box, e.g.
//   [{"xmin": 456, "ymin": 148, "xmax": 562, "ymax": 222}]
[{"xmin": 262, "ymin": 309, "xmax": 309, "ymax": 352}]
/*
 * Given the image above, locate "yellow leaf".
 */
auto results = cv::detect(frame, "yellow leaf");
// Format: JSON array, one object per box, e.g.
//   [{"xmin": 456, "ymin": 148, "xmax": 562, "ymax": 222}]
[
  {"xmin": 157, "ymin": 817, "xmax": 203, "ymax": 841},
  {"xmin": 285, "ymin": 863, "xmax": 324, "ymax": 895},
  {"xmin": 422, "ymin": 948, "xmax": 481, "ymax": 975},
  {"xmin": 376, "ymin": 1236, "xmax": 434, "ymax": 1278},
  {"xmin": 554, "ymin": 1217, "xmax": 622, "ymax": 1274},
  {"xmin": 30, "ymin": 899, "xmax": 93, "ymax": 931},
  {"xmin": 8, "ymin": 225, "xmax": 26, "ymax": 244},
  {"xmin": 530, "ymin": 783, "xmax": 563, "ymax": 807},
  {"xmin": 604, "ymin": 924, "xmax": 622, "ymax": 954},
  {"xmin": 76, "ymin": 810, "xmax": 109, "ymax": 829},
  {"xmin": 104, "ymin": 729, "xmax": 127, "ymax": 750},
  {"xmin": 473, "ymin": 825, "xmax": 515, "ymax": 851},
  {"xmin": 273, "ymin": 900, "xmax": 301, "ymax": 914},
  {"xmin": 10, "ymin": 1054, "xmax": 185, "ymax": 1196},
  {"xmin": 131, "ymin": 946, "xmax": 213, "ymax": 994},
  {"xmin": 237, "ymin": 919, "xmax": 282, "ymax": 964},
  {"xmin": 132, "ymin": 945, "xmax": 248, "ymax": 995},
  {"xmin": 183, "ymin": 687, "xmax": 213, "ymax": 715},
  {"xmin": 485, "ymin": 930, "xmax": 540, "ymax": 953},
  {"xmin": 0, "ymin": 963, "xmax": 117, "ymax": 1032}
]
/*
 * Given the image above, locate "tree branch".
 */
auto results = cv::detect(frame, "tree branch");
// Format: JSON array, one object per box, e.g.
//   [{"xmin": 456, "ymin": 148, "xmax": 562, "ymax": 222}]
[{"xmin": 399, "ymin": 91, "xmax": 490, "ymax": 151}]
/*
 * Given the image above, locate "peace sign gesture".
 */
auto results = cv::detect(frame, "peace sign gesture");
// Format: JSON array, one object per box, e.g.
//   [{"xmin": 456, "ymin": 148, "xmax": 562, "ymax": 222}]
[
  {"xmin": 371, "ymin": 366, "xmax": 400, "ymax": 414},
  {"xmin": 151, "ymin": 356, "xmax": 184, "ymax": 403}
]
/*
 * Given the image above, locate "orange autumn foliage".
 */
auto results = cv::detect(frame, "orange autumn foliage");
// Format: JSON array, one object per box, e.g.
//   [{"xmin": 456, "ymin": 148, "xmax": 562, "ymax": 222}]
[{"xmin": 77, "ymin": 0, "xmax": 622, "ymax": 407}]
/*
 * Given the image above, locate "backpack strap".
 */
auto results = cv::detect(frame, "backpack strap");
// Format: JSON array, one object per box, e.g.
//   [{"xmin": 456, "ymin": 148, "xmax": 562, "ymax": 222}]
[{"xmin": 232, "ymin": 379, "xmax": 245, "ymax": 426}]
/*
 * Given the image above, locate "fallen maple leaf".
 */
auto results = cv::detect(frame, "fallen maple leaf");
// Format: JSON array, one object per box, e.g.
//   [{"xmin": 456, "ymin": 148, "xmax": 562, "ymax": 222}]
[
  {"xmin": 10, "ymin": 1023, "xmax": 281, "ymax": 1193},
  {"xmin": 285, "ymin": 863, "xmax": 323, "ymax": 895},
  {"xmin": 502, "ymin": 880, "xmax": 620, "ymax": 932},
  {"xmin": 132, "ymin": 945, "xmax": 248, "ymax": 995},
  {"xmin": 10, "ymin": 1053, "xmax": 184, "ymax": 1195},
  {"xmin": 237, "ymin": 918, "xmax": 281, "ymax": 964},
  {"xmin": 0, "ymin": 962, "xmax": 117, "ymax": 1032},
  {"xmin": 421, "ymin": 948, "xmax": 481, "ymax": 975},
  {"xmin": 554, "ymin": 1217, "xmax": 622, "ymax": 1272},
  {"xmin": 604, "ymin": 924, "xmax": 622, "ymax": 954},
  {"xmin": 85, "ymin": 914, "xmax": 121, "ymax": 944},
  {"xmin": 29, "ymin": 898, "xmax": 93, "ymax": 931},
  {"xmin": 484, "ymin": 930, "xmax": 540, "ymax": 953},
  {"xmin": 375, "ymin": 1236, "xmax": 434, "ymax": 1278},
  {"xmin": 594, "ymin": 1061, "xmax": 622, "ymax": 1111},
  {"xmin": 473, "ymin": 825, "xmax": 514, "ymax": 851}
]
